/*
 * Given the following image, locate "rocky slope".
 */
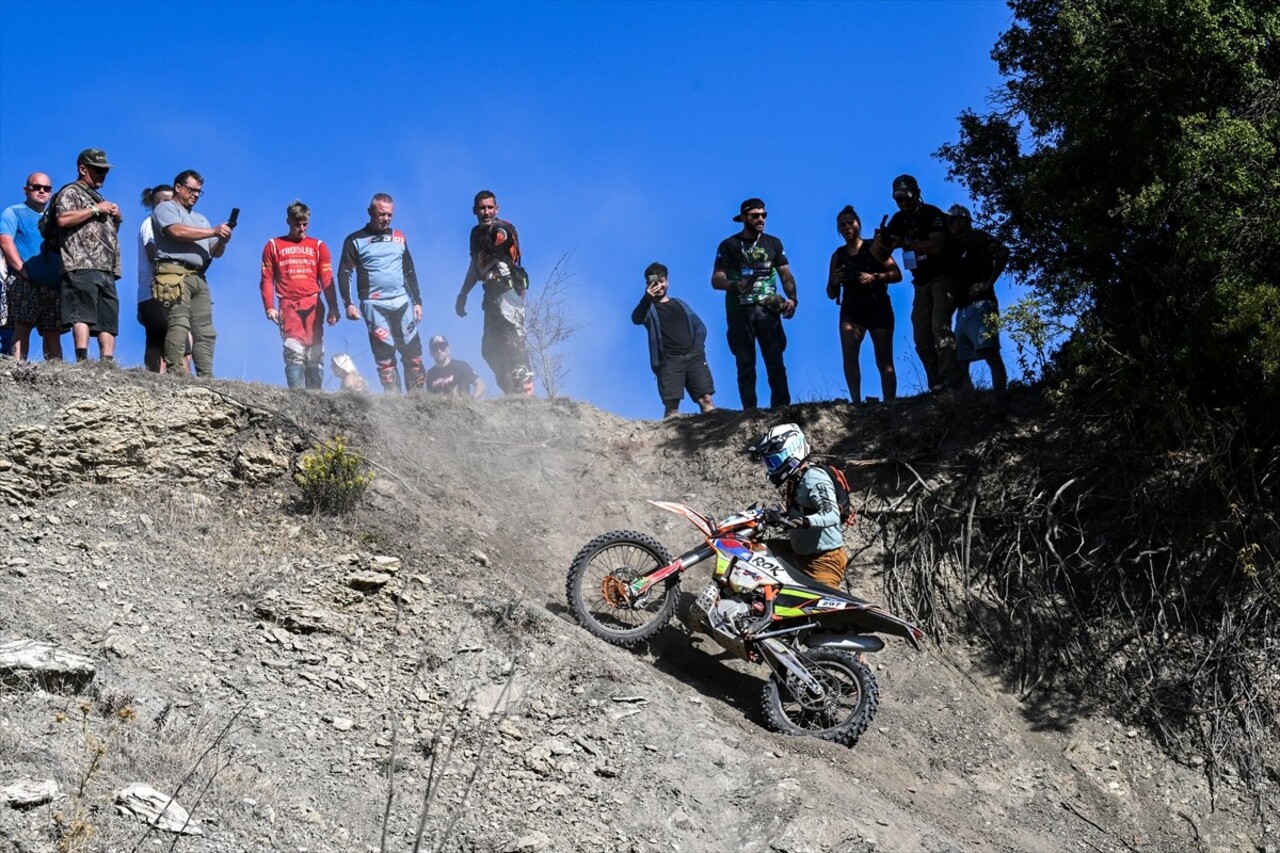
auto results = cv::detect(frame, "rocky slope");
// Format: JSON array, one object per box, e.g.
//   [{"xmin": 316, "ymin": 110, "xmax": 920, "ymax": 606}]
[{"xmin": 0, "ymin": 360, "xmax": 1269, "ymax": 853}]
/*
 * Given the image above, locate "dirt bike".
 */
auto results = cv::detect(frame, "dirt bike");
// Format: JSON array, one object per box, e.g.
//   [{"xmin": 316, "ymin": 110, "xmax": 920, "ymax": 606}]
[{"xmin": 566, "ymin": 500, "xmax": 924, "ymax": 747}]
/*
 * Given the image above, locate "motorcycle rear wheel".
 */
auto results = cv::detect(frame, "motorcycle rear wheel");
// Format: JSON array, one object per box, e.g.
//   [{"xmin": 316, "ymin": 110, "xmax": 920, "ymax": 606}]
[
  {"xmin": 566, "ymin": 531, "xmax": 678, "ymax": 647},
  {"xmin": 761, "ymin": 648, "xmax": 879, "ymax": 746}
]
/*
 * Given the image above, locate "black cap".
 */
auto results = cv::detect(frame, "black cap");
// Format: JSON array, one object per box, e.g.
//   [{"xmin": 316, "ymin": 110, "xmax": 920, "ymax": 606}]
[
  {"xmin": 733, "ymin": 197, "xmax": 766, "ymax": 222},
  {"xmin": 891, "ymin": 174, "xmax": 919, "ymax": 199},
  {"xmin": 77, "ymin": 148, "xmax": 113, "ymax": 169},
  {"xmin": 428, "ymin": 335, "xmax": 448, "ymax": 349}
]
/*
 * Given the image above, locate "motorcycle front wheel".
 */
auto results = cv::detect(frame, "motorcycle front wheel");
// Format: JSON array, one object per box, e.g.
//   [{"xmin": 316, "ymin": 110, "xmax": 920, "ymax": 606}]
[
  {"xmin": 566, "ymin": 531, "xmax": 678, "ymax": 648},
  {"xmin": 761, "ymin": 648, "xmax": 879, "ymax": 746}
]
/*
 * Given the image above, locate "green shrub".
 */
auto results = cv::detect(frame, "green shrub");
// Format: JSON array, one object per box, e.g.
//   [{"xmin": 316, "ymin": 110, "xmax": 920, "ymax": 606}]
[{"xmin": 294, "ymin": 436, "xmax": 374, "ymax": 514}]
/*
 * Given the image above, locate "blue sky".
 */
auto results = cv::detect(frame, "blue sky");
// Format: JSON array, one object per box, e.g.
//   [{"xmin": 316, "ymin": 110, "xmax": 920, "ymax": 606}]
[{"xmin": 0, "ymin": 0, "xmax": 1015, "ymax": 418}]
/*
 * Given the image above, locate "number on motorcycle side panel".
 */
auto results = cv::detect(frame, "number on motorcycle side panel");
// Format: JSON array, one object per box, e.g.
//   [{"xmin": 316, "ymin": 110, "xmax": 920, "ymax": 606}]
[{"xmin": 566, "ymin": 531, "xmax": 679, "ymax": 647}]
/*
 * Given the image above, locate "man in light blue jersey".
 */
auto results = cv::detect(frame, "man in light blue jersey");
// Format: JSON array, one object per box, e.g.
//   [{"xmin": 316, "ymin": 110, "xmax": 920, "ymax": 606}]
[{"xmin": 338, "ymin": 193, "xmax": 425, "ymax": 393}]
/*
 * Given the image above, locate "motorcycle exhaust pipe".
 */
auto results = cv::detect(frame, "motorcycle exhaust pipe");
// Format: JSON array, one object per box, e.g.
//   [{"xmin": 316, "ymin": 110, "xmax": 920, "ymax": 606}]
[{"xmin": 807, "ymin": 634, "xmax": 885, "ymax": 653}]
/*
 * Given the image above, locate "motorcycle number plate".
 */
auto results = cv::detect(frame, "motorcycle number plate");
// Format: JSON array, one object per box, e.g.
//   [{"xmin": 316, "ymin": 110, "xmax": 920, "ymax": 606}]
[{"xmin": 816, "ymin": 598, "xmax": 847, "ymax": 609}]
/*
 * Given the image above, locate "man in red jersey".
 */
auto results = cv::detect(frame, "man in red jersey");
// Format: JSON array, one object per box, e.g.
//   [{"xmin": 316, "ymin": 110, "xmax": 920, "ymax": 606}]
[{"xmin": 260, "ymin": 200, "xmax": 339, "ymax": 389}]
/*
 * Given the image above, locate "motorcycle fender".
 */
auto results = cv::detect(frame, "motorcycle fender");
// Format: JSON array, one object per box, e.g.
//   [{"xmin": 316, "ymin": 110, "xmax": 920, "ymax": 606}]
[{"xmin": 806, "ymin": 634, "xmax": 886, "ymax": 654}]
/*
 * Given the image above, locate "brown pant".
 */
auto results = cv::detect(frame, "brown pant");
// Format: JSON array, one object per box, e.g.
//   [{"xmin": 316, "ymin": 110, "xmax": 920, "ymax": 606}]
[{"xmin": 770, "ymin": 539, "xmax": 850, "ymax": 588}]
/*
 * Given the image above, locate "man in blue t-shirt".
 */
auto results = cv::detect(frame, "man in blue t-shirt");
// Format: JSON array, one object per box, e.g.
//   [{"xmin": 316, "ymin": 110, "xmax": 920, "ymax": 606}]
[{"xmin": 0, "ymin": 172, "xmax": 63, "ymax": 360}]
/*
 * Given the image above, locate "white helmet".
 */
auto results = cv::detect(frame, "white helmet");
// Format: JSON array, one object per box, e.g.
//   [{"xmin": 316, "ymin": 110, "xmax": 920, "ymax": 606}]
[{"xmin": 748, "ymin": 423, "xmax": 811, "ymax": 486}]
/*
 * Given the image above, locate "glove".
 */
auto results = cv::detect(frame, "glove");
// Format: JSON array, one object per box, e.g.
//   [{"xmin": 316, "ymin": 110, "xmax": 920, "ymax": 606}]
[
  {"xmin": 454, "ymin": 293, "xmax": 468, "ymax": 318},
  {"xmin": 763, "ymin": 506, "xmax": 786, "ymax": 528},
  {"xmin": 784, "ymin": 507, "xmax": 811, "ymax": 529}
]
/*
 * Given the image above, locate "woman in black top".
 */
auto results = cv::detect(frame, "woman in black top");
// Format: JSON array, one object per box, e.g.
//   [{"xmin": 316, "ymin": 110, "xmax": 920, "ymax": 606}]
[{"xmin": 826, "ymin": 205, "xmax": 902, "ymax": 403}]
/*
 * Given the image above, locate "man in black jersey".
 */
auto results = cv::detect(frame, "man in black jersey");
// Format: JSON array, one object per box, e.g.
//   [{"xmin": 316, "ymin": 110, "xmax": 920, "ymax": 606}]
[
  {"xmin": 632, "ymin": 261, "xmax": 715, "ymax": 418},
  {"xmin": 425, "ymin": 334, "xmax": 486, "ymax": 398},
  {"xmin": 711, "ymin": 198, "xmax": 798, "ymax": 409},
  {"xmin": 454, "ymin": 191, "xmax": 533, "ymax": 395},
  {"xmin": 872, "ymin": 175, "xmax": 959, "ymax": 392}
]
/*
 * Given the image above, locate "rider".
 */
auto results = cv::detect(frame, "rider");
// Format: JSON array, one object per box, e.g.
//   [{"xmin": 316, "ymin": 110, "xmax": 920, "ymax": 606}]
[{"xmin": 747, "ymin": 423, "xmax": 849, "ymax": 589}]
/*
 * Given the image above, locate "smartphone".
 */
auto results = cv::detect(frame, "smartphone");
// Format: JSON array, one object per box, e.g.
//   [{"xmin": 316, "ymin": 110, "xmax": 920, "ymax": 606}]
[{"xmin": 228, "ymin": 208, "xmax": 240, "ymax": 229}]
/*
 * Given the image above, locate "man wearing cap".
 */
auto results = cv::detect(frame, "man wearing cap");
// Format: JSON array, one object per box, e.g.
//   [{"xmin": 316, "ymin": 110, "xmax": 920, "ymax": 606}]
[
  {"xmin": 151, "ymin": 169, "xmax": 233, "ymax": 376},
  {"xmin": 52, "ymin": 149, "xmax": 123, "ymax": 363},
  {"xmin": 338, "ymin": 193, "xmax": 426, "ymax": 393},
  {"xmin": 711, "ymin": 198, "xmax": 797, "ymax": 409},
  {"xmin": 424, "ymin": 334, "xmax": 486, "ymax": 398},
  {"xmin": 260, "ymin": 200, "xmax": 339, "ymax": 390},
  {"xmin": 872, "ymin": 175, "xmax": 959, "ymax": 392},
  {"xmin": 455, "ymin": 190, "xmax": 533, "ymax": 395},
  {"xmin": 1, "ymin": 172, "xmax": 63, "ymax": 361},
  {"xmin": 947, "ymin": 205, "xmax": 1009, "ymax": 393}
]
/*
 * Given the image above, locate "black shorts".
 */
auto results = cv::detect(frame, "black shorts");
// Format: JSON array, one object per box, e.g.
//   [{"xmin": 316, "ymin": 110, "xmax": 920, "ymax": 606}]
[
  {"xmin": 656, "ymin": 349, "xmax": 714, "ymax": 404},
  {"xmin": 61, "ymin": 269, "xmax": 119, "ymax": 336},
  {"xmin": 840, "ymin": 293, "xmax": 894, "ymax": 332}
]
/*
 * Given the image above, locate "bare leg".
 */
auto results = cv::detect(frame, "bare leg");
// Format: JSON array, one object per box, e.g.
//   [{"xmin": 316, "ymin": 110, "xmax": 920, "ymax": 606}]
[
  {"xmin": 869, "ymin": 328, "xmax": 896, "ymax": 402},
  {"xmin": 696, "ymin": 394, "xmax": 715, "ymax": 413},
  {"xmin": 984, "ymin": 350, "xmax": 1008, "ymax": 392},
  {"xmin": 40, "ymin": 328, "xmax": 63, "ymax": 361},
  {"xmin": 11, "ymin": 322, "xmax": 34, "ymax": 361},
  {"xmin": 96, "ymin": 331, "xmax": 115, "ymax": 359},
  {"xmin": 839, "ymin": 320, "xmax": 866, "ymax": 403}
]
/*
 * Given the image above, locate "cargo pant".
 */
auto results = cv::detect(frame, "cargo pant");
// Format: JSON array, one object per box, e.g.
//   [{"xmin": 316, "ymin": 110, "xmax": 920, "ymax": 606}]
[
  {"xmin": 910, "ymin": 274, "xmax": 959, "ymax": 391},
  {"xmin": 155, "ymin": 262, "xmax": 216, "ymax": 377}
]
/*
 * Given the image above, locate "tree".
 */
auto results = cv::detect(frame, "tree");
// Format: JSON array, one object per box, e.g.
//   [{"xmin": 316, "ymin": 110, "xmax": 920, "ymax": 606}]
[
  {"xmin": 938, "ymin": 0, "xmax": 1280, "ymax": 420},
  {"xmin": 523, "ymin": 252, "xmax": 583, "ymax": 399}
]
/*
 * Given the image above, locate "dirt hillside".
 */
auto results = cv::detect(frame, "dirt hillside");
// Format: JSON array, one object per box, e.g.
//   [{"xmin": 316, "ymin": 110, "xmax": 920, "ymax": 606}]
[{"xmin": 0, "ymin": 360, "xmax": 1267, "ymax": 853}]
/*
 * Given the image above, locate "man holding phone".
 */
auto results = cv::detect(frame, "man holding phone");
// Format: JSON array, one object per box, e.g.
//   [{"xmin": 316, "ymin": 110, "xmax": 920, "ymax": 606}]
[
  {"xmin": 872, "ymin": 174, "xmax": 958, "ymax": 392},
  {"xmin": 151, "ymin": 169, "xmax": 233, "ymax": 376},
  {"xmin": 632, "ymin": 262, "xmax": 715, "ymax": 418}
]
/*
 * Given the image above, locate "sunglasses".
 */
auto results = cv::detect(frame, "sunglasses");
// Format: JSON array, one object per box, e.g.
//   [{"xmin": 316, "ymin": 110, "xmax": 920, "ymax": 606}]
[
  {"xmin": 745, "ymin": 211, "xmax": 767, "ymax": 220},
  {"xmin": 430, "ymin": 343, "xmax": 448, "ymax": 351},
  {"xmin": 27, "ymin": 184, "xmax": 52, "ymax": 192},
  {"xmin": 179, "ymin": 184, "xmax": 203, "ymax": 196}
]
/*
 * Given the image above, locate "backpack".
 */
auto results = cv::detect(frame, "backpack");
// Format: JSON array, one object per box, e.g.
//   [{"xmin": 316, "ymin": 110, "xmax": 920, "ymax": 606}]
[
  {"xmin": 39, "ymin": 182, "xmax": 104, "ymax": 251},
  {"xmin": 820, "ymin": 462, "xmax": 857, "ymax": 526},
  {"xmin": 789, "ymin": 462, "xmax": 857, "ymax": 527}
]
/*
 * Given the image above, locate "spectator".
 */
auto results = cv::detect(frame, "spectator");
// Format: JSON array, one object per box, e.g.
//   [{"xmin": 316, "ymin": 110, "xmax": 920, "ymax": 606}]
[
  {"xmin": 260, "ymin": 200, "xmax": 340, "ymax": 390},
  {"xmin": 151, "ymin": 169, "xmax": 233, "ymax": 376},
  {"xmin": 337, "ymin": 193, "xmax": 425, "ymax": 393},
  {"xmin": 424, "ymin": 334, "xmax": 486, "ymax": 398},
  {"xmin": 455, "ymin": 191, "xmax": 533, "ymax": 395},
  {"xmin": 1, "ymin": 173, "xmax": 62, "ymax": 361},
  {"xmin": 52, "ymin": 149, "xmax": 123, "ymax": 363},
  {"xmin": 826, "ymin": 205, "xmax": 902, "ymax": 404},
  {"xmin": 711, "ymin": 198, "xmax": 797, "ymax": 409},
  {"xmin": 872, "ymin": 174, "xmax": 959, "ymax": 392},
  {"xmin": 947, "ymin": 205, "xmax": 1009, "ymax": 393},
  {"xmin": 136, "ymin": 184, "xmax": 173, "ymax": 372},
  {"xmin": 631, "ymin": 261, "xmax": 715, "ymax": 418}
]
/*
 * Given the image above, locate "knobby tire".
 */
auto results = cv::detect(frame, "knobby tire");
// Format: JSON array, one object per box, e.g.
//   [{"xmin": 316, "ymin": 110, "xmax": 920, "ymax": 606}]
[
  {"xmin": 761, "ymin": 647, "xmax": 879, "ymax": 747},
  {"xmin": 566, "ymin": 531, "xmax": 678, "ymax": 647}
]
